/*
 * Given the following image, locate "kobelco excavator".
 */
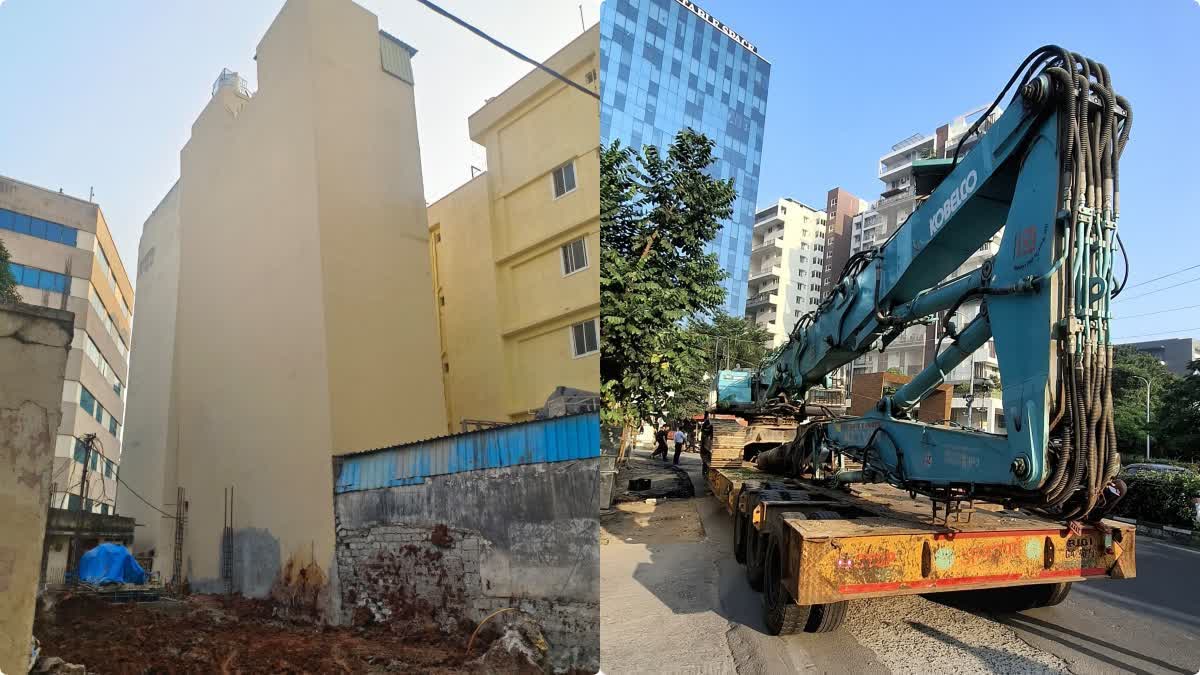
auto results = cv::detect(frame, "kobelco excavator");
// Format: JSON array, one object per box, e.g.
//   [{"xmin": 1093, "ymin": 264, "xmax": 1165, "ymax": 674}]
[{"xmin": 705, "ymin": 47, "xmax": 1137, "ymax": 635}]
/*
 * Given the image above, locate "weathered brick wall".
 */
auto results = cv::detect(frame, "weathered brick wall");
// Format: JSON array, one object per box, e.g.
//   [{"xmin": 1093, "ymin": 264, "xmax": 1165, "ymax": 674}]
[
  {"xmin": 336, "ymin": 523, "xmax": 485, "ymax": 632},
  {"xmin": 333, "ymin": 459, "xmax": 599, "ymax": 672}
]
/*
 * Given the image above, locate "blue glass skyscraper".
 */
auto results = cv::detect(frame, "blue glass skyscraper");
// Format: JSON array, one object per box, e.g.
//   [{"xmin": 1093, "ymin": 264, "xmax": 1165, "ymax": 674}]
[{"xmin": 600, "ymin": 0, "xmax": 770, "ymax": 315}]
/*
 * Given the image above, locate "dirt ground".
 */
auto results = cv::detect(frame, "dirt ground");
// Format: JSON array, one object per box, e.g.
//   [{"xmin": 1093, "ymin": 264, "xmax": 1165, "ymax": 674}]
[
  {"xmin": 600, "ymin": 498, "xmax": 706, "ymax": 546},
  {"xmin": 34, "ymin": 593, "xmax": 479, "ymax": 674}
]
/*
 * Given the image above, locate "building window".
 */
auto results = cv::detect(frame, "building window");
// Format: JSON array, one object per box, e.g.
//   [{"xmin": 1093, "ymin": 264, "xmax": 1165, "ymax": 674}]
[
  {"xmin": 570, "ymin": 318, "xmax": 599, "ymax": 358},
  {"xmin": 67, "ymin": 494, "xmax": 81, "ymax": 511},
  {"xmin": 0, "ymin": 208, "xmax": 78, "ymax": 246},
  {"xmin": 79, "ymin": 387, "xmax": 97, "ymax": 417},
  {"xmin": 73, "ymin": 439, "xmax": 88, "ymax": 463},
  {"xmin": 560, "ymin": 237, "xmax": 589, "ymax": 276},
  {"xmin": 100, "ymin": 504, "xmax": 109, "ymax": 515},
  {"xmin": 7, "ymin": 262, "xmax": 69, "ymax": 294},
  {"xmin": 83, "ymin": 335, "xmax": 123, "ymax": 398},
  {"xmin": 552, "ymin": 161, "xmax": 577, "ymax": 199}
]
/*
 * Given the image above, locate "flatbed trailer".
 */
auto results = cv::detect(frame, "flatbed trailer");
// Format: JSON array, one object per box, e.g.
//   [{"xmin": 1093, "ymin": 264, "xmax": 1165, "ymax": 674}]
[{"xmin": 708, "ymin": 465, "xmax": 1137, "ymax": 635}]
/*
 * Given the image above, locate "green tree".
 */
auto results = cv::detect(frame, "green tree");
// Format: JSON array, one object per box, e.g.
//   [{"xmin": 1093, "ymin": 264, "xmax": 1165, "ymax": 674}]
[
  {"xmin": 667, "ymin": 311, "xmax": 774, "ymax": 416},
  {"xmin": 1112, "ymin": 345, "xmax": 1178, "ymax": 457},
  {"xmin": 0, "ymin": 239, "xmax": 20, "ymax": 304},
  {"xmin": 600, "ymin": 129, "xmax": 734, "ymax": 443},
  {"xmin": 695, "ymin": 311, "xmax": 774, "ymax": 372},
  {"xmin": 1157, "ymin": 358, "xmax": 1200, "ymax": 461}
]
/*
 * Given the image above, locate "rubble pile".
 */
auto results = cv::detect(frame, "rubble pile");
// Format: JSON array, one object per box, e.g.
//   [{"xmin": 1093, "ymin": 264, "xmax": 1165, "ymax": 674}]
[{"xmin": 34, "ymin": 593, "xmax": 474, "ymax": 674}]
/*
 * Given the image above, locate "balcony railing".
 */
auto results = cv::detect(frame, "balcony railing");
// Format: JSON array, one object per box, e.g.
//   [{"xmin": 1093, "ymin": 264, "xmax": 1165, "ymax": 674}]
[
  {"xmin": 746, "ymin": 292, "xmax": 777, "ymax": 308},
  {"xmin": 750, "ymin": 238, "xmax": 783, "ymax": 254},
  {"xmin": 876, "ymin": 187, "xmax": 916, "ymax": 209},
  {"xmin": 748, "ymin": 266, "xmax": 781, "ymax": 281},
  {"xmin": 879, "ymin": 160, "xmax": 913, "ymax": 177}
]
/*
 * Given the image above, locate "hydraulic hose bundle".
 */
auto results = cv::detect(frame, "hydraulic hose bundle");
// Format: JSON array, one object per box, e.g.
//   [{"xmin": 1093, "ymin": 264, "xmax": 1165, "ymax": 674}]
[{"xmin": 1005, "ymin": 47, "xmax": 1131, "ymax": 521}]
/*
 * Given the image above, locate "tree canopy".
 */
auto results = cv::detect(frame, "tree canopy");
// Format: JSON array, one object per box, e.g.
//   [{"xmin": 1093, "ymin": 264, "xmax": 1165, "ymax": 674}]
[
  {"xmin": 600, "ymin": 128, "xmax": 734, "ymax": 429},
  {"xmin": 0, "ymin": 239, "xmax": 20, "ymax": 304}
]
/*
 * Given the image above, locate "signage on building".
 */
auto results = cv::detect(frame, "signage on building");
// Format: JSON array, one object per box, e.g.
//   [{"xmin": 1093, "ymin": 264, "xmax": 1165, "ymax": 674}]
[{"xmin": 674, "ymin": 0, "xmax": 759, "ymax": 56}]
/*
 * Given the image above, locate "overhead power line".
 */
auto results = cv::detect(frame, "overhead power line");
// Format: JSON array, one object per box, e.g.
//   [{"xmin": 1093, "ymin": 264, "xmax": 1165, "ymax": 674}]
[
  {"xmin": 1113, "ymin": 327, "xmax": 1200, "ymax": 341},
  {"xmin": 1112, "ymin": 303, "xmax": 1200, "ymax": 320},
  {"xmin": 1123, "ymin": 263, "xmax": 1200, "ymax": 291},
  {"xmin": 73, "ymin": 435, "xmax": 177, "ymax": 520},
  {"xmin": 415, "ymin": 0, "xmax": 600, "ymax": 101},
  {"xmin": 1112, "ymin": 275, "xmax": 1200, "ymax": 302}
]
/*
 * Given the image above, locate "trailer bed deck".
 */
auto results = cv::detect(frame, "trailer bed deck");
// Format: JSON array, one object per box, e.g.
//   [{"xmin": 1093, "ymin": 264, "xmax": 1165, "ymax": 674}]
[{"xmin": 710, "ymin": 464, "xmax": 1136, "ymax": 606}]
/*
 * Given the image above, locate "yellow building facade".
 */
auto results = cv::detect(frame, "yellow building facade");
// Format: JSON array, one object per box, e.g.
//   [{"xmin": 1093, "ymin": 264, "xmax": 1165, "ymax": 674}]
[{"xmin": 428, "ymin": 25, "xmax": 600, "ymax": 431}]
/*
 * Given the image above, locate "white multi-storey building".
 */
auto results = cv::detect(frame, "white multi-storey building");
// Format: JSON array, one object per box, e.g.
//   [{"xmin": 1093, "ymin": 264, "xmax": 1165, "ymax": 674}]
[
  {"xmin": 847, "ymin": 106, "xmax": 1007, "ymax": 431},
  {"xmin": 746, "ymin": 198, "xmax": 827, "ymax": 347}
]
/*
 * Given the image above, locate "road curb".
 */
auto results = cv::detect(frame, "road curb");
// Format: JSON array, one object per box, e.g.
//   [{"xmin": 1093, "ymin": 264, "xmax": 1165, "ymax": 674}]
[{"xmin": 1111, "ymin": 516, "xmax": 1200, "ymax": 549}]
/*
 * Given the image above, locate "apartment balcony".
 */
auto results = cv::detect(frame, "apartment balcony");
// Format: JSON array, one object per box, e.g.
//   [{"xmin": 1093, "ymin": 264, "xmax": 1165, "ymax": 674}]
[
  {"xmin": 877, "ymin": 187, "xmax": 916, "ymax": 209},
  {"xmin": 748, "ymin": 266, "xmax": 781, "ymax": 282},
  {"xmin": 879, "ymin": 160, "xmax": 914, "ymax": 179},
  {"xmin": 745, "ymin": 292, "xmax": 778, "ymax": 310},
  {"xmin": 889, "ymin": 334, "xmax": 928, "ymax": 348},
  {"xmin": 750, "ymin": 237, "xmax": 783, "ymax": 256},
  {"xmin": 750, "ymin": 280, "xmax": 779, "ymax": 295}
]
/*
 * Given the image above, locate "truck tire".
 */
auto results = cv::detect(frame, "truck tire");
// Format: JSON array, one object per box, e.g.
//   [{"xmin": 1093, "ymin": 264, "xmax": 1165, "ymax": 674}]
[
  {"xmin": 941, "ymin": 581, "xmax": 1073, "ymax": 612},
  {"xmin": 1003, "ymin": 582, "xmax": 1072, "ymax": 610},
  {"xmin": 1040, "ymin": 581, "xmax": 1073, "ymax": 607},
  {"xmin": 733, "ymin": 511, "xmax": 748, "ymax": 564},
  {"xmin": 763, "ymin": 524, "xmax": 809, "ymax": 635},
  {"xmin": 803, "ymin": 600, "xmax": 849, "ymax": 633},
  {"xmin": 745, "ymin": 527, "xmax": 765, "ymax": 591}
]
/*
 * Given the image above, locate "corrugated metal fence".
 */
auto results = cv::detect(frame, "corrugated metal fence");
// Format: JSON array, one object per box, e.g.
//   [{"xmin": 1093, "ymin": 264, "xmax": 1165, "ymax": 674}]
[{"xmin": 334, "ymin": 412, "xmax": 599, "ymax": 493}]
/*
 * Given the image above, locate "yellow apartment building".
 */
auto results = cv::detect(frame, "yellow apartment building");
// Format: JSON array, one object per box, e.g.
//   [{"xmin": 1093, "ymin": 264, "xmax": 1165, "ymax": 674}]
[
  {"xmin": 428, "ymin": 25, "xmax": 600, "ymax": 431},
  {"xmin": 118, "ymin": 0, "xmax": 446, "ymax": 610},
  {"xmin": 0, "ymin": 176, "xmax": 133, "ymax": 517}
]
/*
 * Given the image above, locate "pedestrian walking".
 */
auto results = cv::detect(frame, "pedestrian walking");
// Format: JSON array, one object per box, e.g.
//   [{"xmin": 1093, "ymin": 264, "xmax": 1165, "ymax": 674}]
[
  {"xmin": 673, "ymin": 427, "xmax": 686, "ymax": 465},
  {"xmin": 686, "ymin": 423, "xmax": 697, "ymax": 452},
  {"xmin": 652, "ymin": 425, "xmax": 669, "ymax": 461}
]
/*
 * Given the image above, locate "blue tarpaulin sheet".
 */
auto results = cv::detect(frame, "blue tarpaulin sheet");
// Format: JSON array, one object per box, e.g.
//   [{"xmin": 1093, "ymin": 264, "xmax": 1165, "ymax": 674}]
[{"xmin": 78, "ymin": 543, "xmax": 146, "ymax": 585}]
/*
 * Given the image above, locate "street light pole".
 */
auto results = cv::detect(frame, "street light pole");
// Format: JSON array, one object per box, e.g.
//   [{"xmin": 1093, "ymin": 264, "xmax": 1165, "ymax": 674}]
[
  {"xmin": 1131, "ymin": 360, "xmax": 1166, "ymax": 461},
  {"xmin": 1131, "ymin": 375, "xmax": 1153, "ymax": 460}
]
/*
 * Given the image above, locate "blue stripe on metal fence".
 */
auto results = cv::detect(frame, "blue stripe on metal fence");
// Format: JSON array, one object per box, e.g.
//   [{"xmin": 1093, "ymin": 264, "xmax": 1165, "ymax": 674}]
[{"xmin": 334, "ymin": 412, "xmax": 599, "ymax": 493}]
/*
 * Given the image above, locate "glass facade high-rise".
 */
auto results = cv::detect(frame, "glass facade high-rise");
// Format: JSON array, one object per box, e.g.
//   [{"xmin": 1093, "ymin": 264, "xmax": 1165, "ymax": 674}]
[{"xmin": 600, "ymin": 0, "xmax": 770, "ymax": 314}]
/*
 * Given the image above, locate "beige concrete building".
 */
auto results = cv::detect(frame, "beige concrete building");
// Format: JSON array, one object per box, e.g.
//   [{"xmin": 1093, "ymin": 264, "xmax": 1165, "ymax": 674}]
[
  {"xmin": 0, "ymin": 176, "xmax": 133, "ymax": 516},
  {"xmin": 0, "ymin": 303, "xmax": 74, "ymax": 675},
  {"xmin": 119, "ymin": 0, "xmax": 446, "ymax": 609},
  {"xmin": 746, "ymin": 198, "xmax": 827, "ymax": 347},
  {"xmin": 427, "ymin": 25, "xmax": 599, "ymax": 431}
]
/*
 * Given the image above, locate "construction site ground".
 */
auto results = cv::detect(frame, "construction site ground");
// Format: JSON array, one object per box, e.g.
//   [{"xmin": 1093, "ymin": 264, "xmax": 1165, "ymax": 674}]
[{"xmin": 34, "ymin": 593, "xmax": 483, "ymax": 674}]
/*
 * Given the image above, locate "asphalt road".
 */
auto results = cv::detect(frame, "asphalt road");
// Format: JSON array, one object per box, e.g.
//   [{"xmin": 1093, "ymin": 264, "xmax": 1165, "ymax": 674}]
[{"xmin": 600, "ymin": 448, "xmax": 1200, "ymax": 675}]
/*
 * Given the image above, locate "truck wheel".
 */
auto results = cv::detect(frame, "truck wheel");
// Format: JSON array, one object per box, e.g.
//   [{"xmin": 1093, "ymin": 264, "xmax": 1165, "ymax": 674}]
[
  {"xmin": 1004, "ymin": 582, "xmax": 1072, "ymax": 610},
  {"xmin": 944, "ymin": 582, "xmax": 1073, "ymax": 612},
  {"xmin": 733, "ymin": 511, "xmax": 748, "ymax": 564},
  {"xmin": 804, "ymin": 600, "xmax": 849, "ymax": 633},
  {"xmin": 763, "ymin": 527, "xmax": 809, "ymax": 635},
  {"xmin": 745, "ymin": 527, "xmax": 765, "ymax": 591}
]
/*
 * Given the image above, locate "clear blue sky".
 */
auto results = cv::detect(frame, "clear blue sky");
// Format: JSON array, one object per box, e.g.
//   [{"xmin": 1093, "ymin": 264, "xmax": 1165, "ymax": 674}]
[{"xmin": 697, "ymin": 0, "xmax": 1200, "ymax": 345}]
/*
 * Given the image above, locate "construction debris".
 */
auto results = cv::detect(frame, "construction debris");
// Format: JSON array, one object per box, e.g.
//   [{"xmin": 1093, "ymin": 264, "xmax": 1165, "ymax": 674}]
[
  {"xmin": 35, "ymin": 593, "xmax": 475, "ymax": 673},
  {"xmin": 31, "ymin": 656, "xmax": 86, "ymax": 674},
  {"xmin": 467, "ymin": 612, "xmax": 549, "ymax": 674}
]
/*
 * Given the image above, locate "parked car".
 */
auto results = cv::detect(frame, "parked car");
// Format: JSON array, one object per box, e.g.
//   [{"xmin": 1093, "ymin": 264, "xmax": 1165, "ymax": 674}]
[{"xmin": 1121, "ymin": 463, "xmax": 1193, "ymax": 476}]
